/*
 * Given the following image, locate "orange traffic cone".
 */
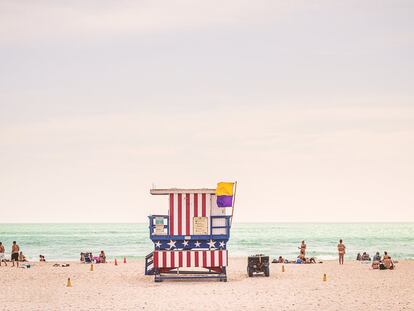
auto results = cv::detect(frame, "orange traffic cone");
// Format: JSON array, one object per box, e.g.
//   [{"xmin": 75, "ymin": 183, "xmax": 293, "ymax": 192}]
[
  {"xmin": 66, "ymin": 278, "xmax": 72, "ymax": 287},
  {"xmin": 114, "ymin": 258, "xmax": 118, "ymax": 266},
  {"xmin": 282, "ymin": 265, "xmax": 285, "ymax": 272},
  {"xmin": 123, "ymin": 257, "xmax": 127, "ymax": 264}
]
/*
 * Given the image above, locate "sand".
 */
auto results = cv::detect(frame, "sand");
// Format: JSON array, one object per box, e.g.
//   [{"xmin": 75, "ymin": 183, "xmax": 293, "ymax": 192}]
[{"xmin": 0, "ymin": 258, "xmax": 413, "ymax": 311}]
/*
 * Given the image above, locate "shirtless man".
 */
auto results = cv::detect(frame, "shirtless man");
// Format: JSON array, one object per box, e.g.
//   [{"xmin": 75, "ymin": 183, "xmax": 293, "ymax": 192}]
[
  {"xmin": 337, "ymin": 239, "xmax": 345, "ymax": 265},
  {"xmin": 299, "ymin": 240, "xmax": 307, "ymax": 256},
  {"xmin": 0, "ymin": 242, "xmax": 7, "ymax": 266},
  {"xmin": 11, "ymin": 241, "xmax": 20, "ymax": 267},
  {"xmin": 383, "ymin": 252, "xmax": 394, "ymax": 270}
]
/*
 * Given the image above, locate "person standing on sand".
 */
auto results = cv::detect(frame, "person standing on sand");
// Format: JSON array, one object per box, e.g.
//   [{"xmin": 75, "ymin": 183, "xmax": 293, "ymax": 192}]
[
  {"xmin": 337, "ymin": 239, "xmax": 345, "ymax": 265},
  {"xmin": 11, "ymin": 241, "xmax": 20, "ymax": 267},
  {"xmin": 299, "ymin": 240, "xmax": 307, "ymax": 256},
  {"xmin": 0, "ymin": 242, "xmax": 7, "ymax": 266}
]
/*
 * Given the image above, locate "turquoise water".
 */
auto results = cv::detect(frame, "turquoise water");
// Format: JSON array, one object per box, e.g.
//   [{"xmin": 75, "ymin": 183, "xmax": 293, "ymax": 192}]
[{"xmin": 0, "ymin": 223, "xmax": 413, "ymax": 261}]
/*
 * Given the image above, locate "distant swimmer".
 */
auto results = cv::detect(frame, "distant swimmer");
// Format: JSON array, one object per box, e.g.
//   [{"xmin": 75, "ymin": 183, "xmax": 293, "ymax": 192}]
[
  {"xmin": 11, "ymin": 241, "xmax": 20, "ymax": 267},
  {"xmin": 299, "ymin": 240, "xmax": 307, "ymax": 256},
  {"xmin": 337, "ymin": 239, "xmax": 346, "ymax": 265}
]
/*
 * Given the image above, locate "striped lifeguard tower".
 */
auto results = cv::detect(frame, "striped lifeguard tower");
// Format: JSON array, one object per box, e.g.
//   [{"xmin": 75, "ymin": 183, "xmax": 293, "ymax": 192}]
[{"xmin": 145, "ymin": 182, "xmax": 236, "ymax": 282}]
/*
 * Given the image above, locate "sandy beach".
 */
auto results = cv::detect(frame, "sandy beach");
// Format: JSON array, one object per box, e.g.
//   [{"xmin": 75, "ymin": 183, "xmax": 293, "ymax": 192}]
[{"xmin": 1, "ymin": 258, "xmax": 413, "ymax": 311}]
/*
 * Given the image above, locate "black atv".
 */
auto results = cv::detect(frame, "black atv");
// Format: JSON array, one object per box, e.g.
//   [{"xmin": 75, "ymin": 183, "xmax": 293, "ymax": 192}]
[{"xmin": 247, "ymin": 254, "xmax": 270, "ymax": 277}]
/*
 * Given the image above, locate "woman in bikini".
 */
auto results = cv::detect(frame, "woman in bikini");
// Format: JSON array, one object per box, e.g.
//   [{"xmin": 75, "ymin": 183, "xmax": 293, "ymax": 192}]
[{"xmin": 337, "ymin": 239, "xmax": 345, "ymax": 265}]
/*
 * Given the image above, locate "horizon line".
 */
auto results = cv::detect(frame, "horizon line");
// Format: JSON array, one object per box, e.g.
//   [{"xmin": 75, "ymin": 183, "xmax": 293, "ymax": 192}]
[{"xmin": 0, "ymin": 221, "xmax": 413, "ymax": 225}]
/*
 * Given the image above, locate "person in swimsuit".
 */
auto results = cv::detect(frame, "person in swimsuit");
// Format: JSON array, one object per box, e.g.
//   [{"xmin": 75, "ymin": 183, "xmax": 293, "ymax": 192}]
[
  {"xmin": 18, "ymin": 251, "xmax": 27, "ymax": 262},
  {"xmin": 299, "ymin": 240, "xmax": 307, "ymax": 256},
  {"xmin": 0, "ymin": 242, "xmax": 7, "ymax": 266},
  {"xmin": 99, "ymin": 251, "xmax": 106, "ymax": 263},
  {"xmin": 337, "ymin": 239, "xmax": 345, "ymax": 265},
  {"xmin": 382, "ymin": 251, "xmax": 394, "ymax": 269},
  {"xmin": 11, "ymin": 241, "xmax": 20, "ymax": 267}
]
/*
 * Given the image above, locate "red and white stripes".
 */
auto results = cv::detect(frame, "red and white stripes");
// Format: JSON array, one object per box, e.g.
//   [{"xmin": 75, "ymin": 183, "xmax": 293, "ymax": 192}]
[
  {"xmin": 169, "ymin": 193, "xmax": 211, "ymax": 236},
  {"xmin": 153, "ymin": 250, "xmax": 228, "ymax": 268}
]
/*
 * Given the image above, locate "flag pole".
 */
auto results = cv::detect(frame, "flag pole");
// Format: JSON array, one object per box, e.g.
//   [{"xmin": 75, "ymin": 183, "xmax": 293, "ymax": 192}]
[{"xmin": 230, "ymin": 181, "xmax": 237, "ymax": 226}]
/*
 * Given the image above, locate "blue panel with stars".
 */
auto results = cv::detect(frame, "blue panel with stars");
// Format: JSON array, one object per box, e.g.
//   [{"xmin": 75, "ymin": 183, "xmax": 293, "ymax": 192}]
[{"xmin": 153, "ymin": 239, "xmax": 227, "ymax": 251}]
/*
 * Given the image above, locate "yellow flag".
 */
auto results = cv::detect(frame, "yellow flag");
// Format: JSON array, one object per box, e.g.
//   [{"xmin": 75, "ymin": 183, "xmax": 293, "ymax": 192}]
[{"xmin": 216, "ymin": 182, "xmax": 234, "ymax": 196}]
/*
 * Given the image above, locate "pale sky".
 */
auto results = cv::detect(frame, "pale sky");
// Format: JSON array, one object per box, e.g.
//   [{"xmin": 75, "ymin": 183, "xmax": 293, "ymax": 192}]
[{"xmin": 1, "ymin": 0, "xmax": 413, "ymax": 223}]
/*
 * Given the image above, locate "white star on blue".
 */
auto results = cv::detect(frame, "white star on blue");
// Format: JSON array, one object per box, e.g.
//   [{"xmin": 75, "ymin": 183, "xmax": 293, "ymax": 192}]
[
  {"xmin": 207, "ymin": 240, "xmax": 216, "ymax": 249},
  {"xmin": 167, "ymin": 240, "xmax": 176, "ymax": 249}
]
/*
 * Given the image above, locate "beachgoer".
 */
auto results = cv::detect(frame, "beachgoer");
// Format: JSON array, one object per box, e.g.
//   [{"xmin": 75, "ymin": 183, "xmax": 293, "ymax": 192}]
[
  {"xmin": 361, "ymin": 252, "xmax": 370, "ymax": 261},
  {"xmin": 277, "ymin": 256, "xmax": 284, "ymax": 263},
  {"xmin": 0, "ymin": 242, "xmax": 7, "ymax": 266},
  {"xmin": 337, "ymin": 239, "xmax": 345, "ymax": 265},
  {"xmin": 11, "ymin": 241, "xmax": 20, "ymax": 267},
  {"xmin": 80, "ymin": 252, "xmax": 85, "ymax": 262},
  {"xmin": 383, "ymin": 251, "xmax": 390, "ymax": 260},
  {"xmin": 99, "ymin": 251, "xmax": 106, "ymax": 263},
  {"xmin": 356, "ymin": 253, "xmax": 361, "ymax": 261},
  {"xmin": 39, "ymin": 255, "xmax": 46, "ymax": 262},
  {"xmin": 372, "ymin": 261, "xmax": 380, "ymax": 269},
  {"xmin": 18, "ymin": 251, "xmax": 27, "ymax": 262},
  {"xmin": 84, "ymin": 252, "xmax": 92, "ymax": 263},
  {"xmin": 383, "ymin": 256, "xmax": 394, "ymax": 270},
  {"xmin": 372, "ymin": 251, "xmax": 381, "ymax": 269},
  {"xmin": 299, "ymin": 240, "xmax": 307, "ymax": 256}
]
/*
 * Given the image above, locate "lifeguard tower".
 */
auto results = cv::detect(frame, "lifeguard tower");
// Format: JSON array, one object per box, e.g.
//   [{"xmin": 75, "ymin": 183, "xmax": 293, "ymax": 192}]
[{"xmin": 145, "ymin": 182, "xmax": 236, "ymax": 282}]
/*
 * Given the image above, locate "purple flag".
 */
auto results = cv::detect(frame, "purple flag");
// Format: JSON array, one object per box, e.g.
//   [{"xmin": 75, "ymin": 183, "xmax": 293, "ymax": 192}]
[{"xmin": 217, "ymin": 195, "xmax": 232, "ymax": 207}]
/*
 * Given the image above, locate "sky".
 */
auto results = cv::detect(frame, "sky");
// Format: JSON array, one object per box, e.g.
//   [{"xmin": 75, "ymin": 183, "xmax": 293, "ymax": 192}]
[{"xmin": 0, "ymin": 0, "xmax": 413, "ymax": 223}]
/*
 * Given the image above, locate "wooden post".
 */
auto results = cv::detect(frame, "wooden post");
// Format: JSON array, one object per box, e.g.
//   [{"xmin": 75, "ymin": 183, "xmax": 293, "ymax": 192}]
[{"xmin": 230, "ymin": 181, "xmax": 237, "ymax": 226}]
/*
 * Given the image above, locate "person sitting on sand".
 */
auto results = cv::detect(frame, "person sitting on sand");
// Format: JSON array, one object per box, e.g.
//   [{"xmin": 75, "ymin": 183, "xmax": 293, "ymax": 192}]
[
  {"xmin": 18, "ymin": 251, "xmax": 27, "ymax": 262},
  {"xmin": 84, "ymin": 252, "xmax": 93, "ymax": 263},
  {"xmin": 361, "ymin": 252, "xmax": 370, "ymax": 261},
  {"xmin": 80, "ymin": 252, "xmax": 85, "ymax": 262},
  {"xmin": 372, "ymin": 251, "xmax": 381, "ymax": 269},
  {"xmin": 356, "ymin": 253, "xmax": 361, "ymax": 261},
  {"xmin": 383, "ymin": 256, "xmax": 394, "ymax": 270},
  {"xmin": 380, "ymin": 251, "xmax": 394, "ymax": 270},
  {"xmin": 373, "ymin": 252, "xmax": 381, "ymax": 262},
  {"xmin": 0, "ymin": 242, "xmax": 7, "ymax": 267},
  {"xmin": 99, "ymin": 251, "xmax": 106, "ymax": 263},
  {"xmin": 295, "ymin": 254, "xmax": 306, "ymax": 264}
]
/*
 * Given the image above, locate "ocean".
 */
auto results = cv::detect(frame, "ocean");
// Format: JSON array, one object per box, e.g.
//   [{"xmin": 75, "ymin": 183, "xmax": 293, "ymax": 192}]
[{"xmin": 0, "ymin": 223, "xmax": 413, "ymax": 261}]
